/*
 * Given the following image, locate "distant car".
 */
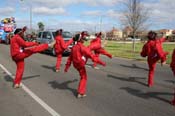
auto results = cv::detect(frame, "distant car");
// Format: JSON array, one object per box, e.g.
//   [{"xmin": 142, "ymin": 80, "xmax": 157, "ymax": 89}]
[
  {"xmin": 126, "ymin": 37, "xmax": 141, "ymax": 41},
  {"xmin": 36, "ymin": 30, "xmax": 73, "ymax": 56}
]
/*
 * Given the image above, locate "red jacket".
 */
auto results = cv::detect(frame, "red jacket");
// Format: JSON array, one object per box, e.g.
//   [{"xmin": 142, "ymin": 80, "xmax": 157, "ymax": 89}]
[
  {"xmin": 54, "ymin": 35, "xmax": 73, "ymax": 54},
  {"xmin": 65, "ymin": 42, "xmax": 105, "ymax": 71},
  {"xmin": 10, "ymin": 34, "xmax": 37, "ymax": 57},
  {"xmin": 140, "ymin": 38, "xmax": 168, "ymax": 63},
  {"xmin": 170, "ymin": 49, "xmax": 175, "ymax": 75},
  {"xmin": 88, "ymin": 37, "xmax": 101, "ymax": 51}
]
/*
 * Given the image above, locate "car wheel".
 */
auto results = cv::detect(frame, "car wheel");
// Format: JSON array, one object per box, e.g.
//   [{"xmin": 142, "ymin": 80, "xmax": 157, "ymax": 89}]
[{"xmin": 6, "ymin": 38, "xmax": 10, "ymax": 44}]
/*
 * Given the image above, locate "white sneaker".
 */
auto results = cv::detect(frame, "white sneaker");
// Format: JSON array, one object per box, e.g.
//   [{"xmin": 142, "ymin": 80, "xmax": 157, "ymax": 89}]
[
  {"xmin": 94, "ymin": 66, "xmax": 99, "ymax": 69},
  {"xmin": 13, "ymin": 84, "xmax": 21, "ymax": 89},
  {"xmin": 55, "ymin": 69, "xmax": 60, "ymax": 72},
  {"xmin": 77, "ymin": 94, "xmax": 87, "ymax": 98}
]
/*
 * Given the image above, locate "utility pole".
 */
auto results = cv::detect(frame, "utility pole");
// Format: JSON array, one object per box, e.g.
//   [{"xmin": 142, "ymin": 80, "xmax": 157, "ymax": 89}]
[
  {"xmin": 100, "ymin": 16, "xmax": 102, "ymax": 32},
  {"xmin": 20, "ymin": 0, "xmax": 32, "ymax": 32},
  {"xmin": 30, "ymin": 5, "xmax": 32, "ymax": 32}
]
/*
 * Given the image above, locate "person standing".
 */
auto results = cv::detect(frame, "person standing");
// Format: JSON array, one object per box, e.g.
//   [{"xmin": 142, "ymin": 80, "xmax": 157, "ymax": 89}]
[
  {"xmin": 54, "ymin": 29, "xmax": 73, "ymax": 72},
  {"xmin": 64, "ymin": 31, "xmax": 106, "ymax": 98},
  {"xmin": 170, "ymin": 49, "xmax": 175, "ymax": 106},
  {"xmin": 11, "ymin": 26, "xmax": 55, "ymax": 88},
  {"xmin": 88, "ymin": 32, "xmax": 112, "ymax": 69},
  {"xmin": 140, "ymin": 31, "xmax": 168, "ymax": 87}
]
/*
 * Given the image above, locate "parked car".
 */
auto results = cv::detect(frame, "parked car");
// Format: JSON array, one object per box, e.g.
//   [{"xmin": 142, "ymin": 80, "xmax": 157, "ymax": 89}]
[
  {"xmin": 125, "ymin": 37, "xmax": 141, "ymax": 41},
  {"xmin": 36, "ymin": 30, "xmax": 73, "ymax": 56}
]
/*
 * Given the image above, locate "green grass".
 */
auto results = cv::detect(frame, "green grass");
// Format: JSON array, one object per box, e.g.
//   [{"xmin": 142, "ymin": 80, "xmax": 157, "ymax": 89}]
[{"xmin": 85, "ymin": 40, "xmax": 175, "ymax": 64}]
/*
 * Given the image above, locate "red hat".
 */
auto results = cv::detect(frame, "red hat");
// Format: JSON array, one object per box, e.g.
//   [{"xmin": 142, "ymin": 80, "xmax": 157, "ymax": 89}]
[
  {"xmin": 81, "ymin": 31, "xmax": 89, "ymax": 37},
  {"xmin": 96, "ymin": 32, "xmax": 102, "ymax": 37},
  {"xmin": 80, "ymin": 31, "xmax": 89, "ymax": 40},
  {"xmin": 147, "ymin": 31, "xmax": 157, "ymax": 40},
  {"xmin": 14, "ymin": 26, "xmax": 27, "ymax": 35},
  {"xmin": 56, "ymin": 29, "xmax": 63, "ymax": 35}
]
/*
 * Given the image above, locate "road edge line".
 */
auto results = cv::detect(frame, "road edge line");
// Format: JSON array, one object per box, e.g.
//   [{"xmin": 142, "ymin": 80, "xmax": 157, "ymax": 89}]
[{"xmin": 0, "ymin": 64, "xmax": 61, "ymax": 116}]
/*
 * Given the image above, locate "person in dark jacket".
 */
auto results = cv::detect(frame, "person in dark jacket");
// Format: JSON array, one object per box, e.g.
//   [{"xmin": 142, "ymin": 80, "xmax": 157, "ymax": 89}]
[
  {"xmin": 64, "ymin": 31, "xmax": 105, "ymax": 98},
  {"xmin": 10, "ymin": 26, "xmax": 55, "ymax": 88},
  {"xmin": 140, "ymin": 31, "xmax": 168, "ymax": 87}
]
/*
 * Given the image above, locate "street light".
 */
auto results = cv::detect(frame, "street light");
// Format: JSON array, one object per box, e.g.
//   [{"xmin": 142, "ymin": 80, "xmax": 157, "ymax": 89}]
[
  {"xmin": 29, "ymin": 5, "xmax": 32, "ymax": 32},
  {"xmin": 20, "ymin": 0, "xmax": 32, "ymax": 32}
]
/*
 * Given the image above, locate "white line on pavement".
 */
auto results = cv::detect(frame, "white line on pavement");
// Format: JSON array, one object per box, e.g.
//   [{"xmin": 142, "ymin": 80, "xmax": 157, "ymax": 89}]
[{"xmin": 0, "ymin": 64, "xmax": 61, "ymax": 116}]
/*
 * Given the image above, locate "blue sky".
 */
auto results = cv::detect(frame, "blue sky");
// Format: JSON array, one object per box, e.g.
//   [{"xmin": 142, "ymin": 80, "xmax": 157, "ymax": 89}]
[{"xmin": 0, "ymin": 0, "xmax": 175, "ymax": 32}]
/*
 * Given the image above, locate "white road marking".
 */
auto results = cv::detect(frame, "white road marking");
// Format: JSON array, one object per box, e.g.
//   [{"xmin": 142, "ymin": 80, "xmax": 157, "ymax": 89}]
[
  {"xmin": 0, "ymin": 64, "xmax": 61, "ymax": 116},
  {"xmin": 86, "ymin": 64, "xmax": 100, "ymax": 69}
]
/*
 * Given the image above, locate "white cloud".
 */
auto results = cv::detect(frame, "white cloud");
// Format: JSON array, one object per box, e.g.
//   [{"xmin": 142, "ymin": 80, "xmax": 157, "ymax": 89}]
[
  {"xmin": 82, "ymin": 10, "xmax": 102, "ymax": 16},
  {"xmin": 32, "ymin": 7, "xmax": 66, "ymax": 15},
  {"xmin": 29, "ymin": 0, "xmax": 121, "ymax": 7},
  {"xmin": 0, "ymin": 7, "xmax": 15, "ymax": 15},
  {"xmin": 105, "ymin": 9, "xmax": 121, "ymax": 19},
  {"xmin": 82, "ymin": 9, "xmax": 121, "ymax": 20},
  {"xmin": 144, "ymin": 0, "xmax": 175, "ymax": 28},
  {"xmin": 82, "ymin": 0, "xmax": 121, "ymax": 6}
]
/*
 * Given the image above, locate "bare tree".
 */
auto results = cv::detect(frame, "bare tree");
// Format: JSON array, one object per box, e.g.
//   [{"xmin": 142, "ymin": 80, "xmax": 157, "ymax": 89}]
[{"xmin": 121, "ymin": 0, "xmax": 149, "ymax": 51}]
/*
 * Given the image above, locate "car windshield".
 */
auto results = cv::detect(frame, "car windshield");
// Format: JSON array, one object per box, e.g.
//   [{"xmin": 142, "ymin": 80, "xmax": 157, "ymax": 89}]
[
  {"xmin": 62, "ymin": 32, "xmax": 72, "ymax": 38},
  {"xmin": 52, "ymin": 32, "xmax": 56, "ymax": 37},
  {"xmin": 52, "ymin": 31, "xmax": 72, "ymax": 39}
]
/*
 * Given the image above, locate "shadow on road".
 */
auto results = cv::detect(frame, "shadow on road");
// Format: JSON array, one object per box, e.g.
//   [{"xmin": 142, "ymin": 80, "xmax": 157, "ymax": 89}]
[
  {"xmin": 23, "ymin": 75, "xmax": 40, "ymax": 80},
  {"xmin": 108, "ymin": 74, "xmax": 147, "ymax": 87},
  {"xmin": 41, "ymin": 65, "xmax": 55, "ymax": 72},
  {"xmin": 120, "ymin": 64, "xmax": 148, "ymax": 71},
  {"xmin": 120, "ymin": 87, "xmax": 173, "ymax": 104},
  {"xmin": 4, "ymin": 75, "xmax": 13, "ymax": 82},
  {"xmin": 4, "ymin": 74, "xmax": 41, "ymax": 82},
  {"xmin": 164, "ymin": 80, "xmax": 175, "ymax": 84},
  {"xmin": 48, "ymin": 79, "xmax": 78, "ymax": 97}
]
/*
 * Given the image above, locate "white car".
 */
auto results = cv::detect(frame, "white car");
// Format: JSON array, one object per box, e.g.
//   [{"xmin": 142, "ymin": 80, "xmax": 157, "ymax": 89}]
[{"xmin": 126, "ymin": 37, "xmax": 141, "ymax": 41}]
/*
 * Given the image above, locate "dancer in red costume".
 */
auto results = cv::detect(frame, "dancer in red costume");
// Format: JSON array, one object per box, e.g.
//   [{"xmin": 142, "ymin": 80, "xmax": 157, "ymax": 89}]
[
  {"xmin": 64, "ymin": 31, "xmax": 106, "ymax": 98},
  {"xmin": 170, "ymin": 49, "xmax": 175, "ymax": 106},
  {"xmin": 54, "ymin": 29, "xmax": 73, "ymax": 72},
  {"xmin": 140, "ymin": 31, "xmax": 168, "ymax": 87},
  {"xmin": 10, "ymin": 26, "xmax": 55, "ymax": 88},
  {"xmin": 88, "ymin": 32, "xmax": 112, "ymax": 69}
]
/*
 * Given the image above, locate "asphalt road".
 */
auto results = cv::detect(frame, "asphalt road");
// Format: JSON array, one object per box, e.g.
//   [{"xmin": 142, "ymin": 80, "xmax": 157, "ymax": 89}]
[{"xmin": 0, "ymin": 44, "xmax": 175, "ymax": 116}]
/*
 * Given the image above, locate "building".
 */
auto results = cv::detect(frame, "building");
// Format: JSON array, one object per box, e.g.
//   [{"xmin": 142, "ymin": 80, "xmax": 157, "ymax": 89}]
[
  {"xmin": 157, "ymin": 29, "xmax": 173, "ymax": 37},
  {"xmin": 122, "ymin": 26, "xmax": 133, "ymax": 38},
  {"xmin": 106, "ymin": 27, "xmax": 123, "ymax": 40}
]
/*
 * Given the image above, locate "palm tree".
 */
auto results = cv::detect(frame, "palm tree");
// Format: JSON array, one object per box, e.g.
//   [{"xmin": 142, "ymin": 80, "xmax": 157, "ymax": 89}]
[{"xmin": 37, "ymin": 22, "xmax": 44, "ymax": 31}]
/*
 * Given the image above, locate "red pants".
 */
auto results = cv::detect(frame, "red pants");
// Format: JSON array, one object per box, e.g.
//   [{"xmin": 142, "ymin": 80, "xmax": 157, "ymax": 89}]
[
  {"xmin": 55, "ymin": 53, "xmax": 62, "ymax": 70},
  {"xmin": 93, "ymin": 53, "xmax": 100, "ymax": 67},
  {"xmin": 93, "ymin": 48, "xmax": 112, "ymax": 67},
  {"xmin": 76, "ymin": 67, "xmax": 87, "ymax": 94},
  {"xmin": 13, "ymin": 44, "xmax": 48, "ymax": 84},
  {"xmin": 147, "ymin": 59, "xmax": 157, "ymax": 86}
]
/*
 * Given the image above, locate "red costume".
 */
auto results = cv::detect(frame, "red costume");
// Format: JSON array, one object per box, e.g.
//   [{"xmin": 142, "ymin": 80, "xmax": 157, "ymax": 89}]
[
  {"xmin": 170, "ymin": 49, "xmax": 175, "ymax": 105},
  {"xmin": 54, "ymin": 29, "xmax": 73, "ymax": 71},
  {"xmin": 88, "ymin": 32, "xmax": 112, "ymax": 67},
  {"xmin": 10, "ymin": 27, "xmax": 50, "ymax": 88},
  {"xmin": 140, "ymin": 31, "xmax": 168, "ymax": 87},
  {"xmin": 64, "ymin": 32, "xmax": 105, "ymax": 98},
  {"xmin": 170, "ymin": 49, "xmax": 175, "ymax": 76}
]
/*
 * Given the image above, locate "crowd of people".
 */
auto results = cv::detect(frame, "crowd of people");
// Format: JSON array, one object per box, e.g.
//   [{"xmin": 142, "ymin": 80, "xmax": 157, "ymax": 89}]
[{"xmin": 9, "ymin": 26, "xmax": 175, "ymax": 105}]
